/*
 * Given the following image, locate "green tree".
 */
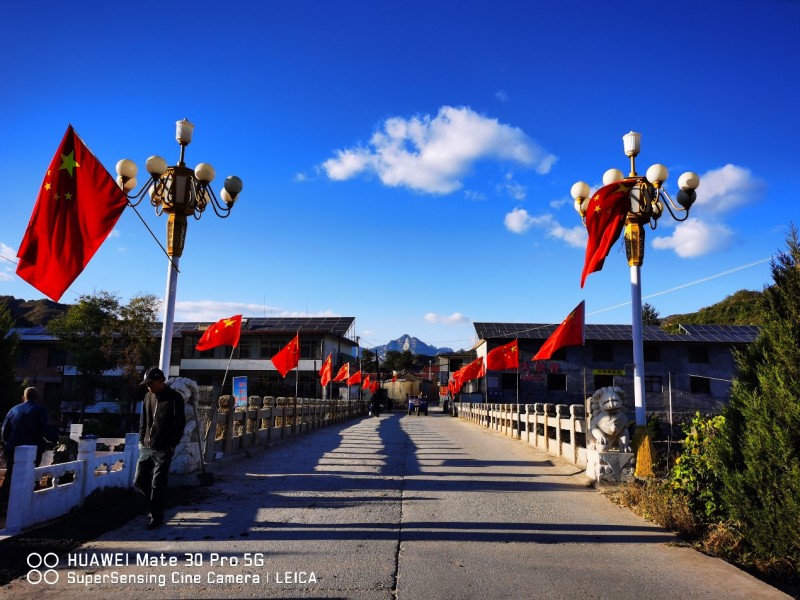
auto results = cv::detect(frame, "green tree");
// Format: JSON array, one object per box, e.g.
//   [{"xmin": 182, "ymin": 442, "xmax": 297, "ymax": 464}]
[
  {"xmin": 47, "ymin": 291, "xmax": 160, "ymax": 426},
  {"xmin": 717, "ymin": 225, "xmax": 800, "ymax": 572},
  {"xmin": 384, "ymin": 350, "xmax": 415, "ymax": 373},
  {"xmin": 47, "ymin": 291, "xmax": 121, "ymax": 420},
  {"xmin": 118, "ymin": 293, "xmax": 159, "ymax": 385},
  {"xmin": 641, "ymin": 302, "xmax": 662, "ymax": 326},
  {"xmin": 0, "ymin": 301, "xmax": 20, "ymax": 417},
  {"xmin": 360, "ymin": 349, "xmax": 377, "ymax": 374}
]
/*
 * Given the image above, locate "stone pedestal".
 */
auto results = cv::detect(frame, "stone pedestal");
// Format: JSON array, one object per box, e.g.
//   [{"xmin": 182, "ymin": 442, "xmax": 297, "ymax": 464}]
[{"xmin": 586, "ymin": 449, "xmax": 634, "ymax": 483}]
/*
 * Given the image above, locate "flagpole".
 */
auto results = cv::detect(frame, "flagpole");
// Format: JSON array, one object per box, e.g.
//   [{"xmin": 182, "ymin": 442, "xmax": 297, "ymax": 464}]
[
  {"xmin": 484, "ymin": 357, "xmax": 488, "ymax": 404},
  {"xmin": 220, "ymin": 345, "xmax": 236, "ymax": 395},
  {"xmin": 294, "ymin": 331, "xmax": 299, "ymax": 405},
  {"xmin": 516, "ymin": 339, "xmax": 520, "ymax": 404}
]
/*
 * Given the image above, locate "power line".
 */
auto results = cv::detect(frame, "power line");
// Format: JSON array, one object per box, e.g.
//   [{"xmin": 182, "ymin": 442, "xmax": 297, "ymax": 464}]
[{"xmin": 587, "ymin": 257, "xmax": 772, "ymax": 317}]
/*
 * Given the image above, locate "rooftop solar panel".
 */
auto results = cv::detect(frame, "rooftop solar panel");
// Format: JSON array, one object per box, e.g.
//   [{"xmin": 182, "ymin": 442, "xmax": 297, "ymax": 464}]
[{"xmin": 474, "ymin": 322, "xmax": 759, "ymax": 344}]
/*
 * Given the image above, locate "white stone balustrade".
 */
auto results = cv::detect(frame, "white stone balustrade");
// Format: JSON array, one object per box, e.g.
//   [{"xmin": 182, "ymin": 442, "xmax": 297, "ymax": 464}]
[
  {"xmin": 455, "ymin": 402, "xmax": 588, "ymax": 467},
  {"xmin": 3, "ymin": 432, "xmax": 139, "ymax": 534}
]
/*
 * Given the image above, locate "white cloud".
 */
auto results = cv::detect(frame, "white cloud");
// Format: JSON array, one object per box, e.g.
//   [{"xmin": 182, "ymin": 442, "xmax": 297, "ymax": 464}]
[
  {"xmin": 497, "ymin": 172, "xmax": 526, "ymax": 200},
  {"xmin": 175, "ymin": 300, "xmax": 339, "ymax": 321},
  {"xmin": 692, "ymin": 164, "xmax": 765, "ymax": 215},
  {"xmin": 503, "ymin": 209, "xmax": 586, "ymax": 247},
  {"xmin": 464, "ymin": 189, "xmax": 487, "ymax": 201},
  {"xmin": 495, "ymin": 90, "xmax": 509, "ymax": 102},
  {"xmin": 649, "ymin": 164, "xmax": 762, "ymax": 258},
  {"xmin": 0, "ymin": 243, "xmax": 16, "ymax": 281},
  {"xmin": 321, "ymin": 106, "xmax": 556, "ymax": 195},
  {"xmin": 424, "ymin": 312, "xmax": 470, "ymax": 325},
  {"xmin": 108, "ymin": 228, "xmax": 121, "ymax": 239},
  {"xmin": 548, "ymin": 222, "xmax": 588, "ymax": 248},
  {"xmin": 0, "ymin": 242, "xmax": 16, "ymax": 261},
  {"xmin": 651, "ymin": 218, "xmax": 734, "ymax": 257}
]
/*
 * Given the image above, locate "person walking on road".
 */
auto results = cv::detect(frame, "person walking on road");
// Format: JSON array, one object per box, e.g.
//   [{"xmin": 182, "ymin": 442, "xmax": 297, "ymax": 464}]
[
  {"xmin": 134, "ymin": 367, "xmax": 185, "ymax": 530},
  {"xmin": 1, "ymin": 387, "xmax": 59, "ymax": 511}
]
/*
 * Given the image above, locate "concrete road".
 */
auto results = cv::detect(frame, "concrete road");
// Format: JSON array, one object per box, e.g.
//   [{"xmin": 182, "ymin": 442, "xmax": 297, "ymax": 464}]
[{"xmin": 2, "ymin": 411, "xmax": 788, "ymax": 599}]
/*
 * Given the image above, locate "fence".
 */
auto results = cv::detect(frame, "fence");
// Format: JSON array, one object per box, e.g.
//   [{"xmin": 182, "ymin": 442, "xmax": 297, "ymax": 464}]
[
  {"xmin": 3, "ymin": 432, "xmax": 139, "ymax": 534},
  {"xmin": 1, "ymin": 397, "xmax": 368, "ymax": 534},
  {"xmin": 202, "ymin": 396, "xmax": 369, "ymax": 461},
  {"xmin": 455, "ymin": 402, "xmax": 588, "ymax": 467}
]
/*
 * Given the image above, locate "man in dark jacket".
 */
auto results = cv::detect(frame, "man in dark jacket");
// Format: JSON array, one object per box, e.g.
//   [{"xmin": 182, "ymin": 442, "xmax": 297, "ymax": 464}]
[
  {"xmin": 134, "ymin": 367, "xmax": 185, "ymax": 530},
  {"xmin": 1, "ymin": 387, "xmax": 58, "ymax": 508}
]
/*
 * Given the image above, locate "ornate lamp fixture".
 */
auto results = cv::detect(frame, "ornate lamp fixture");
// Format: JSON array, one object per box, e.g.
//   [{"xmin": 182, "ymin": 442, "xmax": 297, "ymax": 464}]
[{"xmin": 115, "ymin": 119, "xmax": 243, "ymax": 372}]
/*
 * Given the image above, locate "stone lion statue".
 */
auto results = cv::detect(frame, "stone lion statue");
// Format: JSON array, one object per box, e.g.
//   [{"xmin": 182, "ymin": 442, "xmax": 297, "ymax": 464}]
[
  {"xmin": 167, "ymin": 376, "xmax": 203, "ymax": 475},
  {"xmin": 588, "ymin": 386, "xmax": 631, "ymax": 452}
]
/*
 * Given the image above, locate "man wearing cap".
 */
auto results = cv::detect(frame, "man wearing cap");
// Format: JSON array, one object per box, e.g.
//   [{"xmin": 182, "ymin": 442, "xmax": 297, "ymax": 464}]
[{"xmin": 134, "ymin": 367, "xmax": 186, "ymax": 530}]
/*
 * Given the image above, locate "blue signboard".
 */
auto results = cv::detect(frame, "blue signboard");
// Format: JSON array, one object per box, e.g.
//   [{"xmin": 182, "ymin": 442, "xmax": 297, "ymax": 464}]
[{"xmin": 233, "ymin": 376, "xmax": 248, "ymax": 410}]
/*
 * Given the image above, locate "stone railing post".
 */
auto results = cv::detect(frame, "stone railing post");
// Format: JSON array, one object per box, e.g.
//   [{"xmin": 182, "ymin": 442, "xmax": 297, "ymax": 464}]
[
  {"xmin": 69, "ymin": 423, "xmax": 83, "ymax": 443},
  {"xmin": 77, "ymin": 437, "xmax": 97, "ymax": 506},
  {"xmin": 569, "ymin": 404, "xmax": 580, "ymax": 464},
  {"xmin": 555, "ymin": 405, "xmax": 569, "ymax": 458},
  {"xmin": 4, "ymin": 445, "xmax": 37, "ymax": 533}
]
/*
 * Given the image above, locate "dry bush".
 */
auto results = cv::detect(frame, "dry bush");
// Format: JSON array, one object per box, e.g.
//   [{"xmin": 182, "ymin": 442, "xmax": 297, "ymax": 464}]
[{"xmin": 605, "ymin": 479, "xmax": 702, "ymax": 539}]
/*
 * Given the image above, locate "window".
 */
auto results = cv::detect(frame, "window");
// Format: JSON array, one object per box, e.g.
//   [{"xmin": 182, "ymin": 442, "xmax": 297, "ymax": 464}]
[
  {"xmin": 47, "ymin": 347, "xmax": 67, "ymax": 368},
  {"xmin": 300, "ymin": 337, "xmax": 320, "ymax": 360},
  {"xmin": 690, "ymin": 376, "xmax": 711, "ymax": 394},
  {"xmin": 594, "ymin": 374, "xmax": 614, "ymax": 389},
  {"xmin": 501, "ymin": 373, "xmax": 517, "ymax": 390},
  {"xmin": 592, "ymin": 343, "xmax": 613, "ymax": 362},
  {"xmin": 16, "ymin": 346, "xmax": 31, "ymax": 368},
  {"xmin": 645, "ymin": 375, "xmax": 663, "ymax": 393},
  {"xmin": 688, "ymin": 345, "xmax": 709, "ymax": 363},
  {"xmin": 183, "ymin": 336, "xmax": 197, "ymax": 359},
  {"xmin": 260, "ymin": 337, "xmax": 287, "ymax": 359},
  {"xmin": 547, "ymin": 373, "xmax": 567, "ymax": 391},
  {"xmin": 644, "ymin": 344, "xmax": 661, "ymax": 363}
]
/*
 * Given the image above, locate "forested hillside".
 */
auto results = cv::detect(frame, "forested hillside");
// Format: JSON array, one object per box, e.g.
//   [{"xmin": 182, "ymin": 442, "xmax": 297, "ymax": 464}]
[{"xmin": 662, "ymin": 289, "xmax": 765, "ymax": 330}]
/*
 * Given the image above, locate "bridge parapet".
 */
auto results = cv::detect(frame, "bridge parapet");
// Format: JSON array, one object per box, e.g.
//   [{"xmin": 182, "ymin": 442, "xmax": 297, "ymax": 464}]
[{"xmin": 456, "ymin": 402, "xmax": 588, "ymax": 467}]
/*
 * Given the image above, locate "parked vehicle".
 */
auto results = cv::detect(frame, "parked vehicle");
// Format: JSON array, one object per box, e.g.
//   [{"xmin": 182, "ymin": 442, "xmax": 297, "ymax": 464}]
[{"xmin": 407, "ymin": 395, "xmax": 428, "ymax": 416}]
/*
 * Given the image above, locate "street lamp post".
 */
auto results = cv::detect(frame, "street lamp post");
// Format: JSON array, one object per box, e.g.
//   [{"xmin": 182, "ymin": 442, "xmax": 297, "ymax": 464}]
[
  {"xmin": 571, "ymin": 131, "xmax": 699, "ymax": 475},
  {"xmin": 115, "ymin": 119, "xmax": 243, "ymax": 375}
]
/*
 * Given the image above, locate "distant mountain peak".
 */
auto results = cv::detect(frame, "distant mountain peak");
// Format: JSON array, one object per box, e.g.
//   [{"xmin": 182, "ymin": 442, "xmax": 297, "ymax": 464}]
[{"xmin": 371, "ymin": 335, "xmax": 454, "ymax": 359}]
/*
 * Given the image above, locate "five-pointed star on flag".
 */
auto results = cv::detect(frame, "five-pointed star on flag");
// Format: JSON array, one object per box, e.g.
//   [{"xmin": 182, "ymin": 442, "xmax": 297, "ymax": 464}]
[{"xmin": 59, "ymin": 150, "xmax": 79, "ymax": 176}]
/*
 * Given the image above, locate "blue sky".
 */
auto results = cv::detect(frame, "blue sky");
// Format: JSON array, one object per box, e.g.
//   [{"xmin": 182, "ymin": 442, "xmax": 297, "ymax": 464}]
[{"xmin": 1, "ymin": 0, "xmax": 798, "ymax": 352}]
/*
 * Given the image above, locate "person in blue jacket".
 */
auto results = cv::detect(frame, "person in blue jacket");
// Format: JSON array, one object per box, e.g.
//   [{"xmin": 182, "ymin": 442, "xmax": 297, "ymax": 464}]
[{"xmin": 1, "ymin": 387, "xmax": 58, "ymax": 510}]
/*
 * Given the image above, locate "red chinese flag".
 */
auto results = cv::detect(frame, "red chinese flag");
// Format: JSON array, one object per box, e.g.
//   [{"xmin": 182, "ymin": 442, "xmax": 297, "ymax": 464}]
[
  {"xmin": 333, "ymin": 363, "xmax": 350, "ymax": 383},
  {"xmin": 533, "ymin": 301, "xmax": 585, "ymax": 360},
  {"xmin": 581, "ymin": 179, "xmax": 636, "ymax": 287},
  {"xmin": 486, "ymin": 339, "xmax": 519, "ymax": 371},
  {"xmin": 195, "ymin": 314, "xmax": 243, "ymax": 351},
  {"xmin": 370, "ymin": 381, "xmax": 379, "ymax": 393},
  {"xmin": 319, "ymin": 353, "xmax": 333, "ymax": 387},
  {"xmin": 459, "ymin": 357, "xmax": 485, "ymax": 383},
  {"xmin": 272, "ymin": 333, "xmax": 300, "ymax": 378},
  {"xmin": 347, "ymin": 370, "xmax": 362, "ymax": 386},
  {"xmin": 362, "ymin": 374, "xmax": 371, "ymax": 389},
  {"xmin": 16, "ymin": 125, "xmax": 128, "ymax": 301}
]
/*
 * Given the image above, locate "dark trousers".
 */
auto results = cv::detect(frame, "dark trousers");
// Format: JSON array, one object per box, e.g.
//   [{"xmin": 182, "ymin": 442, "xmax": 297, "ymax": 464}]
[{"xmin": 134, "ymin": 447, "xmax": 173, "ymax": 520}]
